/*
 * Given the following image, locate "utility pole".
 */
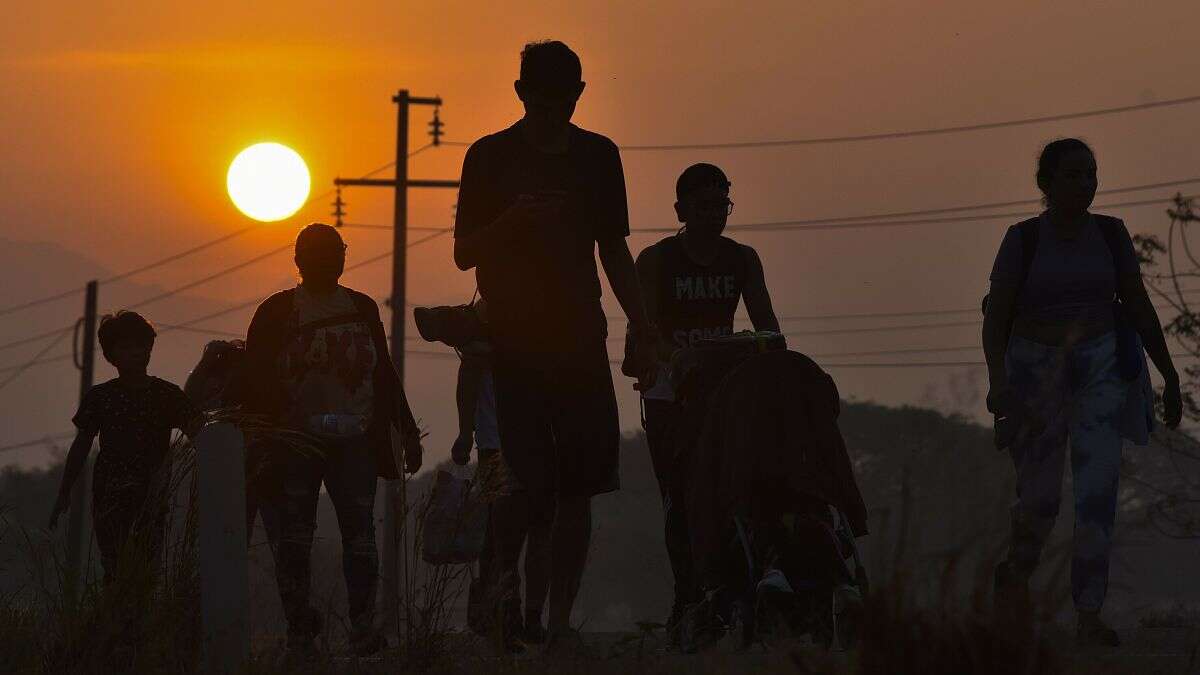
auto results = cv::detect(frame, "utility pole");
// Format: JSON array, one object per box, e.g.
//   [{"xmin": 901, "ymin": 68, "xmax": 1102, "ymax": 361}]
[
  {"xmin": 334, "ymin": 90, "xmax": 458, "ymax": 648},
  {"xmin": 65, "ymin": 280, "xmax": 98, "ymax": 600}
]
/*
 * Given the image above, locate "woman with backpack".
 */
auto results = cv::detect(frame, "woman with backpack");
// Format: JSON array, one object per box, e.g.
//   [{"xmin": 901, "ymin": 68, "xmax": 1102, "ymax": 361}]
[
  {"xmin": 982, "ymin": 138, "xmax": 1182, "ymax": 647},
  {"xmin": 236, "ymin": 223, "xmax": 423, "ymax": 657}
]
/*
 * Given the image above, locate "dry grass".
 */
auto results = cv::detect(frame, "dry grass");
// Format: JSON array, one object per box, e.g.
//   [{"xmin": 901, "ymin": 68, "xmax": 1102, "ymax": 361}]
[{"xmin": 3, "ymin": 420, "xmax": 1199, "ymax": 673}]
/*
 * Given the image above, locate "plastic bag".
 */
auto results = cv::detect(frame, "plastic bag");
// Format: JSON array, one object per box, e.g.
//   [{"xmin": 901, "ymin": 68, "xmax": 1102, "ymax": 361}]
[{"xmin": 421, "ymin": 465, "xmax": 487, "ymax": 565}]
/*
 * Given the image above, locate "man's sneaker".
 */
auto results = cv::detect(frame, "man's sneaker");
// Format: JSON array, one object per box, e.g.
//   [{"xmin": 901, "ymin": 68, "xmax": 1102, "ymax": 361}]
[
  {"xmin": 665, "ymin": 595, "xmax": 690, "ymax": 645},
  {"xmin": 543, "ymin": 628, "xmax": 592, "ymax": 658},
  {"xmin": 1077, "ymin": 612, "xmax": 1120, "ymax": 647},
  {"xmin": 496, "ymin": 599, "xmax": 527, "ymax": 653},
  {"xmin": 285, "ymin": 633, "xmax": 319, "ymax": 662},
  {"xmin": 286, "ymin": 607, "xmax": 324, "ymax": 659},
  {"xmin": 993, "ymin": 561, "xmax": 1032, "ymax": 621},
  {"xmin": 349, "ymin": 628, "xmax": 387, "ymax": 657}
]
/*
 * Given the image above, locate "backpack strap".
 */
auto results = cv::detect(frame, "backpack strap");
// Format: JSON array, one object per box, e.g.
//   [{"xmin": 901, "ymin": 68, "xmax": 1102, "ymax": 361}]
[
  {"xmin": 1015, "ymin": 217, "xmax": 1040, "ymax": 296},
  {"xmin": 1093, "ymin": 215, "xmax": 1127, "ymax": 302},
  {"xmin": 982, "ymin": 217, "xmax": 1040, "ymax": 316}
]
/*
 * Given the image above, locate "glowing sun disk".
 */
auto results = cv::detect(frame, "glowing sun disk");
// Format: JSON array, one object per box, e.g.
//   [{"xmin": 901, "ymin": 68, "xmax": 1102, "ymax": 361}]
[{"xmin": 226, "ymin": 142, "xmax": 310, "ymax": 222}]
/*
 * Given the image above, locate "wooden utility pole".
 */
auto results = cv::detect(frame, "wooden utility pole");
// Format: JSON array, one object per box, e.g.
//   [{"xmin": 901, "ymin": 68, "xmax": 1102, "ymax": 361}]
[
  {"xmin": 334, "ymin": 89, "xmax": 458, "ymax": 648},
  {"xmin": 65, "ymin": 280, "xmax": 98, "ymax": 598}
]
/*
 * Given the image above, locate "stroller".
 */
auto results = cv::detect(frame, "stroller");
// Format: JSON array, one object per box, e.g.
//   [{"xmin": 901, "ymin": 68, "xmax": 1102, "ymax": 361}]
[{"xmin": 669, "ymin": 334, "xmax": 869, "ymax": 652}]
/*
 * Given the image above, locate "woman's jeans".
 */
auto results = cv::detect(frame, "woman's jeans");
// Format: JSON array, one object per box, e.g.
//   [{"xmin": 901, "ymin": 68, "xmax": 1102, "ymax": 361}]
[{"xmin": 1004, "ymin": 331, "xmax": 1126, "ymax": 612}]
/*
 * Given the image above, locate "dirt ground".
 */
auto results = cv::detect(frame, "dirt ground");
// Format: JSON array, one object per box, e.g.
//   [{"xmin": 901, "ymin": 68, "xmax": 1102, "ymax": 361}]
[{"xmin": 251, "ymin": 625, "xmax": 1199, "ymax": 675}]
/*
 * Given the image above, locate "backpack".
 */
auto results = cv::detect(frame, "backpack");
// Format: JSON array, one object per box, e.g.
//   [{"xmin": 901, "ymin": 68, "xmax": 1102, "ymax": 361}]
[
  {"xmin": 278, "ymin": 292, "xmax": 380, "ymax": 440},
  {"xmin": 982, "ymin": 215, "xmax": 1142, "ymax": 381}
]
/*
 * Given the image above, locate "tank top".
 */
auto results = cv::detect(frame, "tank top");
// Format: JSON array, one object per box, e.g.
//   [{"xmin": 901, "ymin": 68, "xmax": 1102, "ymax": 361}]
[
  {"xmin": 643, "ymin": 235, "xmax": 748, "ymax": 402},
  {"xmin": 655, "ymin": 234, "xmax": 748, "ymax": 351}
]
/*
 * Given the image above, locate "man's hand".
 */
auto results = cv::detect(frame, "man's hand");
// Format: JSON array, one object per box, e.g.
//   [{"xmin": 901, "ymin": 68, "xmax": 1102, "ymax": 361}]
[
  {"xmin": 986, "ymin": 384, "xmax": 1015, "ymax": 416},
  {"xmin": 403, "ymin": 427, "xmax": 424, "ymax": 474},
  {"xmin": 504, "ymin": 193, "xmax": 565, "ymax": 232},
  {"xmin": 47, "ymin": 498, "xmax": 66, "ymax": 531},
  {"xmin": 622, "ymin": 324, "xmax": 658, "ymax": 389},
  {"xmin": 635, "ymin": 332, "xmax": 658, "ymax": 390},
  {"xmin": 1164, "ymin": 375, "xmax": 1184, "ymax": 429},
  {"xmin": 987, "ymin": 384, "xmax": 1046, "ymax": 438},
  {"xmin": 451, "ymin": 434, "xmax": 473, "ymax": 466}
]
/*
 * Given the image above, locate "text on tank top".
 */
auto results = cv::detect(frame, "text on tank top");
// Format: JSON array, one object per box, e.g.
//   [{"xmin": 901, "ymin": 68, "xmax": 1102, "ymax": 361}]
[{"xmin": 656, "ymin": 235, "xmax": 747, "ymax": 349}]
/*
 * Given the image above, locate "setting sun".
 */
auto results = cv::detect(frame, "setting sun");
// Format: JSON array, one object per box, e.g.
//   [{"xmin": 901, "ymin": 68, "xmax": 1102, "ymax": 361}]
[{"xmin": 226, "ymin": 142, "xmax": 311, "ymax": 222}]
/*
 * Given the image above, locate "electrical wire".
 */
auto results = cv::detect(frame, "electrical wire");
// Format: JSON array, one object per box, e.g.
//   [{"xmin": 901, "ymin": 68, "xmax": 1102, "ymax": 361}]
[
  {"xmin": 0, "ymin": 328, "xmax": 73, "ymax": 393},
  {"xmin": 441, "ymin": 94, "xmax": 1200, "ymax": 151}
]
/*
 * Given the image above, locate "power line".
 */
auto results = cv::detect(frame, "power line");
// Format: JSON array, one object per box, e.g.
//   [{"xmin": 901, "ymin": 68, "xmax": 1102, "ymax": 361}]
[
  {"xmin": 156, "ymin": 229, "xmax": 450, "ymax": 336},
  {"xmin": 6, "ymin": 184, "xmax": 1185, "ymax": 362},
  {"xmin": 346, "ymin": 189, "xmax": 1196, "ymax": 238},
  {"xmin": 0, "ymin": 353, "xmax": 72, "ymax": 375},
  {"xmin": 0, "ymin": 432, "xmax": 75, "ymax": 455},
  {"xmin": 104, "ymin": 225, "xmax": 262, "ymax": 285},
  {"xmin": 4, "ymin": 92, "xmax": 1195, "ymax": 319},
  {"xmin": 158, "ymin": 297, "xmax": 267, "ymax": 335},
  {"xmin": 0, "ymin": 228, "xmax": 450, "ymax": 381},
  {"xmin": 0, "ymin": 288, "xmax": 83, "ymax": 320},
  {"xmin": 130, "ymin": 229, "xmax": 445, "ymax": 325},
  {"xmin": 0, "ymin": 153, "xmax": 428, "ymax": 321},
  {"xmin": 352, "ymin": 142, "xmax": 434, "ymax": 179},
  {"xmin": 341, "ymin": 223, "xmax": 448, "ymax": 232},
  {"xmin": 654, "ymin": 193, "xmax": 1197, "ymax": 234},
  {"xmin": 618, "ymin": 94, "xmax": 1200, "ymax": 151},
  {"xmin": 0, "ymin": 324, "xmax": 78, "ymax": 353},
  {"xmin": 819, "ymin": 361, "xmax": 984, "ymax": 369},
  {"xmin": 156, "ymin": 324, "xmax": 243, "ymax": 338},
  {"xmin": 757, "ymin": 292, "xmax": 1200, "ymax": 324},
  {"xmin": 442, "ymin": 94, "xmax": 1200, "ymax": 152},
  {"xmin": 714, "ymin": 177, "xmax": 1200, "ymax": 227},
  {"xmin": 0, "ymin": 328, "xmax": 73, "ymax": 393},
  {"xmin": 127, "ymin": 245, "xmax": 294, "ymax": 310}
]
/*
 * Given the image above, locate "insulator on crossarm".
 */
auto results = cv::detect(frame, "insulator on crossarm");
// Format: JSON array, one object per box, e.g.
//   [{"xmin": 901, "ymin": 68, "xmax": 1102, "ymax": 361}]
[
  {"xmin": 332, "ymin": 185, "xmax": 347, "ymax": 228},
  {"xmin": 429, "ymin": 108, "xmax": 444, "ymax": 147}
]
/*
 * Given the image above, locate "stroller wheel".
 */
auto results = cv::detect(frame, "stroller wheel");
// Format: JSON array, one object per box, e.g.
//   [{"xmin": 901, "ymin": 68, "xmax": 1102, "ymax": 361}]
[
  {"xmin": 831, "ymin": 584, "xmax": 864, "ymax": 651},
  {"xmin": 678, "ymin": 593, "xmax": 723, "ymax": 654},
  {"xmin": 721, "ymin": 597, "xmax": 755, "ymax": 653}
]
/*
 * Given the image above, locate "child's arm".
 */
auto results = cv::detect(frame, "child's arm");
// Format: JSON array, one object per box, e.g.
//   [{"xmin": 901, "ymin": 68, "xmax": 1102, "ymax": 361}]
[
  {"xmin": 453, "ymin": 353, "xmax": 487, "ymax": 465},
  {"xmin": 49, "ymin": 427, "xmax": 98, "ymax": 530}
]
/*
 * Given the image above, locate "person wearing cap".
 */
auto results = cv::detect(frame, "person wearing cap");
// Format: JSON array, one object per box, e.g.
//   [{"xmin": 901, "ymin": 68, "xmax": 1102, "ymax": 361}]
[
  {"xmin": 235, "ymin": 223, "xmax": 422, "ymax": 657},
  {"xmin": 633, "ymin": 163, "xmax": 780, "ymax": 635},
  {"xmin": 452, "ymin": 40, "xmax": 657, "ymax": 648}
]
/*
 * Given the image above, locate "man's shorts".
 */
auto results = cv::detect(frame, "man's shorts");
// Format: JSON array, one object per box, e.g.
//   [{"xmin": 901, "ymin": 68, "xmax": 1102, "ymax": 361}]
[{"xmin": 492, "ymin": 340, "xmax": 620, "ymax": 498}]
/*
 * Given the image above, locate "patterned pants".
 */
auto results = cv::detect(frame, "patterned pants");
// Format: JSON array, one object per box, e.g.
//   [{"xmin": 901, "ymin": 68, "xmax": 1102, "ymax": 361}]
[
  {"xmin": 1005, "ymin": 332, "xmax": 1126, "ymax": 612},
  {"xmin": 274, "ymin": 438, "xmax": 379, "ymax": 634}
]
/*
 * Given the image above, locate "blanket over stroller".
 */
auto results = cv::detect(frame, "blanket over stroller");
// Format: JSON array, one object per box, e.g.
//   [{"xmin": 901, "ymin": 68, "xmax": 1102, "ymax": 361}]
[{"xmin": 686, "ymin": 349, "xmax": 868, "ymax": 584}]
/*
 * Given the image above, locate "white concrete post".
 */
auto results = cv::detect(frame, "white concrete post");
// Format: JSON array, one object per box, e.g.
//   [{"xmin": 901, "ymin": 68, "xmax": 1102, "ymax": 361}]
[{"xmin": 195, "ymin": 422, "xmax": 249, "ymax": 673}]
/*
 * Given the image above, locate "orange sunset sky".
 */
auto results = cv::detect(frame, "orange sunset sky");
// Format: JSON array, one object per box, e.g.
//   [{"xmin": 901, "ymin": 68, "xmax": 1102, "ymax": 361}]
[{"xmin": 3, "ymin": 1, "xmax": 1200, "ymax": 468}]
